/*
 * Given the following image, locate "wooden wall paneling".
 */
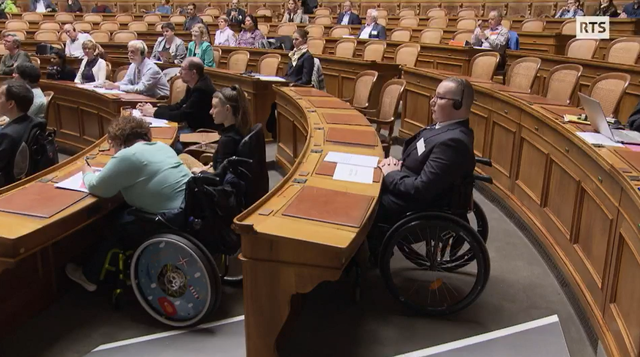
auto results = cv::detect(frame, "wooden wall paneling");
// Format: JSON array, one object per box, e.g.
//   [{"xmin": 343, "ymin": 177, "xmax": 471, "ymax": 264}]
[
  {"xmin": 294, "ymin": 119, "xmax": 308, "ymax": 160},
  {"xmin": 584, "ymin": 1, "xmax": 601, "ymax": 16},
  {"xmin": 506, "ymin": 2, "xmax": 529, "ymax": 17},
  {"xmin": 470, "ymin": 92, "xmax": 492, "ymax": 157},
  {"xmin": 419, "ymin": 3, "xmax": 440, "ymax": 16},
  {"xmin": 462, "ymin": 3, "xmax": 484, "ymax": 16},
  {"xmin": 399, "ymin": 68, "xmax": 436, "ymax": 138},
  {"xmin": 441, "ymin": 3, "xmax": 460, "ymax": 15},
  {"xmin": 80, "ymin": 108, "xmax": 104, "ymax": 143},
  {"xmin": 379, "ymin": 2, "xmax": 399, "ymax": 15},
  {"xmin": 531, "ymin": 2, "xmax": 557, "ymax": 17},
  {"xmin": 359, "ymin": 2, "xmax": 379, "ymax": 15},
  {"xmin": 275, "ymin": 95, "xmax": 297, "ymax": 170},
  {"xmin": 515, "ymin": 127, "xmax": 550, "ymax": 207},
  {"xmin": 485, "ymin": 99, "xmax": 521, "ymax": 193},
  {"xmin": 545, "ymin": 157, "xmax": 580, "ymax": 238},
  {"xmin": 483, "ymin": 3, "xmax": 506, "ymax": 16},
  {"xmin": 55, "ymin": 102, "xmax": 82, "ymax": 148}
]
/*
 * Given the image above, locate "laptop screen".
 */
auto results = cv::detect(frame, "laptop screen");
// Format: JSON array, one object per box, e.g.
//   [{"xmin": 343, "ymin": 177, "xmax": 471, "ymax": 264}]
[{"xmin": 578, "ymin": 93, "xmax": 616, "ymax": 141}]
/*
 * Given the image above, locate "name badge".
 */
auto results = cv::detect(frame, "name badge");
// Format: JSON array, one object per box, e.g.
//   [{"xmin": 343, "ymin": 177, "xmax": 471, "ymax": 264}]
[
  {"xmin": 371, "ymin": 31, "xmax": 378, "ymax": 35},
  {"xmin": 417, "ymin": 138, "xmax": 425, "ymax": 156}
]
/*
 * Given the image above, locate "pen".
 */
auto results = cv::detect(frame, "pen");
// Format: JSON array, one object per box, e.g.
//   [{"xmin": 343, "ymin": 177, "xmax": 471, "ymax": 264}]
[{"xmin": 84, "ymin": 157, "xmax": 92, "ymax": 167}]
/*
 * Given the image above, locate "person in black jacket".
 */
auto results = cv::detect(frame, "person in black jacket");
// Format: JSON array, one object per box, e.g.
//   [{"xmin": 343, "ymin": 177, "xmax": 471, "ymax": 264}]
[
  {"xmin": 285, "ymin": 29, "xmax": 314, "ymax": 85},
  {"xmin": 627, "ymin": 100, "xmax": 640, "ymax": 132},
  {"xmin": 337, "ymin": 1, "xmax": 361, "ymax": 25},
  {"xmin": 0, "ymin": 80, "xmax": 43, "ymax": 188},
  {"xmin": 226, "ymin": 0, "xmax": 246, "ymax": 25},
  {"xmin": 46, "ymin": 49, "xmax": 77, "ymax": 81}
]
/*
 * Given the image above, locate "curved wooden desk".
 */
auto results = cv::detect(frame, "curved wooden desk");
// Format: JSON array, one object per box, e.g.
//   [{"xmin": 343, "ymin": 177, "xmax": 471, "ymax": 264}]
[
  {"xmin": 234, "ymin": 87, "xmax": 383, "ymax": 357},
  {"xmin": 0, "ymin": 85, "xmax": 176, "ymax": 335},
  {"xmin": 401, "ymin": 66, "xmax": 640, "ymax": 357}
]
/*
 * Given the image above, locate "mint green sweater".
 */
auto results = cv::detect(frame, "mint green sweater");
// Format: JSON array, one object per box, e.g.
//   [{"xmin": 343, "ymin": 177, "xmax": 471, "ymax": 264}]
[{"xmin": 83, "ymin": 142, "xmax": 190, "ymax": 213}]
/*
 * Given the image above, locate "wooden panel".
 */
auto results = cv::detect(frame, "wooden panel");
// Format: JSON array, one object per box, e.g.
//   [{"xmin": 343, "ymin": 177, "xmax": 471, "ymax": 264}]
[
  {"xmin": 80, "ymin": 109, "xmax": 103, "ymax": 142},
  {"xmin": 545, "ymin": 159, "xmax": 579, "ymax": 238},
  {"xmin": 516, "ymin": 133, "xmax": 548, "ymax": 205},
  {"xmin": 469, "ymin": 108, "xmax": 488, "ymax": 157},
  {"xmin": 56, "ymin": 102, "xmax": 80, "ymax": 138},
  {"xmin": 507, "ymin": 2, "xmax": 528, "ymax": 16},
  {"xmin": 531, "ymin": 2, "xmax": 556, "ymax": 17},
  {"xmin": 487, "ymin": 110, "xmax": 518, "ymax": 191}
]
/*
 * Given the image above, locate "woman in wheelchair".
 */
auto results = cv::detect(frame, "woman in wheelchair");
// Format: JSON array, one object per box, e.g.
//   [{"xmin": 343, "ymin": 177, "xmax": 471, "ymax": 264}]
[
  {"xmin": 180, "ymin": 85, "xmax": 252, "ymax": 173},
  {"xmin": 65, "ymin": 115, "xmax": 192, "ymax": 292}
]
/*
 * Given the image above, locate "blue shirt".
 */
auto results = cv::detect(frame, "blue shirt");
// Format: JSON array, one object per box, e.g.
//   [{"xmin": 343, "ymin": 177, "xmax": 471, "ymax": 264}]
[
  {"xmin": 622, "ymin": 2, "xmax": 640, "ymax": 17},
  {"xmin": 155, "ymin": 5, "xmax": 171, "ymax": 14},
  {"xmin": 118, "ymin": 58, "xmax": 170, "ymax": 98}
]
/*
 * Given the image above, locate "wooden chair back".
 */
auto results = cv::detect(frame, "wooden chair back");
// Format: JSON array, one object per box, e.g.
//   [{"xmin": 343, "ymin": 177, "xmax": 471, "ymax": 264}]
[
  {"xmin": 377, "ymin": 17, "xmax": 388, "ymax": 27},
  {"xmin": 204, "ymin": 7, "xmax": 221, "ymax": 16},
  {"xmin": 99, "ymin": 21, "xmax": 120, "ymax": 32},
  {"xmin": 83, "ymin": 14, "xmax": 103, "ymax": 23},
  {"xmin": 505, "ymin": 57, "xmax": 541, "ymax": 93},
  {"xmin": 111, "ymin": 30, "xmax": 137, "ymax": 43},
  {"xmin": 227, "ymin": 50, "xmax": 250, "ymax": 72},
  {"xmin": 335, "ymin": 38, "xmax": 357, "ymax": 58},
  {"xmin": 314, "ymin": 7, "xmax": 331, "ymax": 15},
  {"xmin": 258, "ymin": 53, "xmax": 281, "ymax": 76},
  {"xmin": 31, "ymin": 57, "xmax": 40, "ymax": 67},
  {"xmin": 213, "ymin": 47, "xmax": 222, "ymax": 68},
  {"xmin": 457, "ymin": 8, "xmax": 477, "ymax": 17},
  {"xmin": 521, "ymin": 18, "xmax": 545, "ymax": 32},
  {"xmin": 39, "ymin": 21, "xmax": 61, "ymax": 30},
  {"xmin": 34, "ymin": 30, "xmax": 60, "ymax": 41},
  {"xmin": 587, "ymin": 72, "xmax": 631, "ymax": 117},
  {"xmin": 426, "ymin": 8, "xmax": 447, "ymax": 17},
  {"xmin": 169, "ymin": 76, "xmax": 187, "ymax": 105},
  {"xmin": 363, "ymin": 41, "xmax": 387, "ymax": 61},
  {"xmin": 349, "ymin": 70, "xmax": 378, "ymax": 109},
  {"xmin": 307, "ymin": 37, "xmax": 325, "ymax": 55},
  {"xmin": 2, "ymin": 30, "xmax": 26, "ymax": 40},
  {"xmin": 169, "ymin": 15, "xmax": 186, "ymax": 24},
  {"xmin": 394, "ymin": 43, "xmax": 420, "ymax": 67},
  {"xmin": 565, "ymin": 38, "xmax": 599, "ymax": 59},
  {"xmin": 398, "ymin": 9, "xmax": 416, "ymax": 17},
  {"xmin": 470, "ymin": 52, "xmax": 500, "ymax": 80},
  {"xmin": 456, "ymin": 18, "xmax": 476, "ymax": 30},
  {"xmin": 314, "ymin": 15, "xmax": 333, "ymax": 25},
  {"xmin": 114, "ymin": 65, "xmax": 129, "ymax": 82},
  {"xmin": 258, "ymin": 23, "xmax": 270, "ymax": 36},
  {"xmin": 451, "ymin": 30, "xmax": 474, "ymax": 43},
  {"xmin": 200, "ymin": 14, "xmax": 215, "ymax": 23},
  {"xmin": 560, "ymin": 19, "xmax": 576, "ymax": 35},
  {"xmin": 22, "ymin": 12, "xmax": 43, "ymax": 22},
  {"xmin": 256, "ymin": 7, "xmax": 272, "ymax": 16},
  {"xmin": 390, "ymin": 28, "xmax": 412, "ymax": 42},
  {"xmin": 5, "ymin": 20, "xmax": 29, "ymax": 31},
  {"xmin": 89, "ymin": 30, "xmax": 111, "ymax": 43},
  {"xmin": 277, "ymin": 23, "xmax": 297, "ymax": 36},
  {"xmin": 374, "ymin": 8, "xmax": 388, "ymax": 18},
  {"xmin": 72, "ymin": 21, "xmax": 92, "ymax": 32},
  {"xmin": 398, "ymin": 16, "xmax": 419, "ymax": 27},
  {"xmin": 55, "ymin": 13, "xmax": 76, "ymax": 23},
  {"xmin": 115, "ymin": 14, "xmax": 134, "ymax": 23},
  {"xmin": 128, "ymin": 22, "xmax": 149, "ymax": 32},
  {"xmin": 329, "ymin": 25, "xmax": 351, "ymax": 38},
  {"xmin": 143, "ymin": 14, "xmax": 162, "ymax": 24},
  {"xmin": 427, "ymin": 17, "xmax": 448, "ymax": 29},
  {"xmin": 502, "ymin": 18, "xmax": 512, "ymax": 31},
  {"xmin": 419, "ymin": 28, "xmax": 443, "ymax": 44},
  {"xmin": 544, "ymin": 64, "xmax": 583, "ymax": 105},
  {"xmin": 305, "ymin": 24, "xmax": 324, "ymax": 38},
  {"xmin": 605, "ymin": 37, "xmax": 640, "ymax": 65}
]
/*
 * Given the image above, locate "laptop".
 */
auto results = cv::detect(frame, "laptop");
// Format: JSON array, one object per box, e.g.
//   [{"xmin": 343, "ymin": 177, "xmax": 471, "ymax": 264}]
[{"xmin": 578, "ymin": 93, "xmax": 640, "ymax": 145}]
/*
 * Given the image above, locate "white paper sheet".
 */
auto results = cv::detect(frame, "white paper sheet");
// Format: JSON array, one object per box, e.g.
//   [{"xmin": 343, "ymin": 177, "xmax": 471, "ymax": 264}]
[
  {"xmin": 255, "ymin": 75, "xmax": 287, "ymax": 82},
  {"xmin": 131, "ymin": 109, "xmax": 170, "ymax": 127},
  {"xmin": 575, "ymin": 132, "xmax": 624, "ymax": 147},
  {"xmin": 54, "ymin": 169, "xmax": 101, "ymax": 193},
  {"xmin": 91, "ymin": 88, "xmax": 125, "ymax": 94},
  {"xmin": 332, "ymin": 163, "xmax": 374, "ymax": 184},
  {"xmin": 324, "ymin": 151, "xmax": 379, "ymax": 168}
]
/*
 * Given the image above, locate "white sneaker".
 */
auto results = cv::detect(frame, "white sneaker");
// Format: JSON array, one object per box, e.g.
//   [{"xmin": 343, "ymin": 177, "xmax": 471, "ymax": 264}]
[{"xmin": 65, "ymin": 263, "xmax": 97, "ymax": 292}]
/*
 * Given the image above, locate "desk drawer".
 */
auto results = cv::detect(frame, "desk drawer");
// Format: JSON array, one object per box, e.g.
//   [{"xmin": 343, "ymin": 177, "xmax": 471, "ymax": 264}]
[{"xmin": 492, "ymin": 99, "xmax": 522, "ymax": 123}]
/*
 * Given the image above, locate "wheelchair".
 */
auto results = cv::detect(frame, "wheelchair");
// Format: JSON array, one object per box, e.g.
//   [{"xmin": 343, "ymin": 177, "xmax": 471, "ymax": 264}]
[
  {"xmin": 373, "ymin": 157, "xmax": 493, "ymax": 316},
  {"xmin": 102, "ymin": 124, "xmax": 268, "ymax": 327}
]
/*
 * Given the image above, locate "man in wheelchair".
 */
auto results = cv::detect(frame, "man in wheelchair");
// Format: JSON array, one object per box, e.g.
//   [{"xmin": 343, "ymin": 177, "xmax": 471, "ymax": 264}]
[{"xmin": 370, "ymin": 77, "xmax": 476, "ymax": 257}]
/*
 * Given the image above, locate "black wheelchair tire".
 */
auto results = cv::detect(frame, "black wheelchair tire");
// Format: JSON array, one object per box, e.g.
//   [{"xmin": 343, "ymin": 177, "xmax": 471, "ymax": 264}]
[
  {"xmin": 471, "ymin": 199, "xmax": 489, "ymax": 243},
  {"xmin": 131, "ymin": 233, "xmax": 222, "ymax": 327},
  {"xmin": 378, "ymin": 212, "xmax": 490, "ymax": 316}
]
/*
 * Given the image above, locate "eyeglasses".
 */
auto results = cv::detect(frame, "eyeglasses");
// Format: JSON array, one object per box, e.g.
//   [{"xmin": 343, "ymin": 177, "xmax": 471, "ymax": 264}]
[{"xmin": 433, "ymin": 94, "xmax": 458, "ymax": 101}]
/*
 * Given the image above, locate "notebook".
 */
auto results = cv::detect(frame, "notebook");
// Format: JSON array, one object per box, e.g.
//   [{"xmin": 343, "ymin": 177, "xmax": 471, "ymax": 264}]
[{"xmin": 0, "ymin": 182, "xmax": 88, "ymax": 218}]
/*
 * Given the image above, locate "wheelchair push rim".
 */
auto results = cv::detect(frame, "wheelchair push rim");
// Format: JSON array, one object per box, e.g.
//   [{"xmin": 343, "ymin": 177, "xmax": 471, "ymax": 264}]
[
  {"xmin": 131, "ymin": 233, "xmax": 221, "ymax": 327},
  {"xmin": 379, "ymin": 212, "xmax": 490, "ymax": 316}
]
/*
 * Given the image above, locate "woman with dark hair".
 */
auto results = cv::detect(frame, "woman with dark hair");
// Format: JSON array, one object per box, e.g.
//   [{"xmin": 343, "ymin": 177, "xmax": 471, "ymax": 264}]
[
  {"xmin": 150, "ymin": 22, "xmax": 187, "ymax": 64},
  {"xmin": 237, "ymin": 14, "xmax": 265, "ymax": 48},
  {"xmin": 282, "ymin": 0, "xmax": 309, "ymax": 23},
  {"xmin": 285, "ymin": 29, "xmax": 314, "ymax": 85},
  {"xmin": 595, "ymin": 0, "xmax": 619, "ymax": 16},
  {"xmin": 46, "ymin": 49, "xmax": 76, "ymax": 81},
  {"xmin": 66, "ymin": 0, "xmax": 82, "ymax": 12}
]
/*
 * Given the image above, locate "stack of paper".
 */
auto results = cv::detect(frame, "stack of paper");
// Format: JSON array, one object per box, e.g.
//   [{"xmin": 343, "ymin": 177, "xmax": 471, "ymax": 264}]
[
  {"xmin": 91, "ymin": 88, "xmax": 125, "ymax": 95},
  {"xmin": 254, "ymin": 75, "xmax": 287, "ymax": 82},
  {"xmin": 324, "ymin": 151, "xmax": 379, "ymax": 184},
  {"xmin": 575, "ymin": 132, "xmax": 624, "ymax": 147},
  {"xmin": 54, "ymin": 169, "xmax": 102, "ymax": 193},
  {"xmin": 131, "ymin": 109, "xmax": 170, "ymax": 127}
]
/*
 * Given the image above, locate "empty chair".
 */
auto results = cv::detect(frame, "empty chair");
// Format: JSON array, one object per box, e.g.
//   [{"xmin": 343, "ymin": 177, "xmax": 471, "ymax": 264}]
[
  {"xmin": 457, "ymin": 8, "xmax": 477, "ymax": 17},
  {"xmin": 258, "ymin": 23, "xmax": 270, "ymax": 36},
  {"xmin": 99, "ymin": 21, "xmax": 120, "ymax": 32},
  {"xmin": 314, "ymin": 7, "xmax": 331, "ymax": 15},
  {"xmin": 22, "ymin": 12, "xmax": 43, "ymax": 21},
  {"xmin": 256, "ymin": 7, "xmax": 272, "ymax": 16},
  {"xmin": 394, "ymin": 43, "xmax": 420, "ymax": 67},
  {"xmin": 155, "ymin": 22, "xmax": 164, "ymax": 32},
  {"xmin": 521, "ymin": 18, "xmax": 545, "ymax": 32},
  {"xmin": 34, "ymin": 30, "xmax": 59, "ymax": 41},
  {"xmin": 606, "ymin": 37, "xmax": 640, "ymax": 65},
  {"xmin": 5, "ymin": 20, "xmax": 29, "ymax": 31},
  {"xmin": 227, "ymin": 50, "xmax": 250, "ymax": 72},
  {"xmin": 72, "ymin": 21, "xmax": 93, "ymax": 32},
  {"xmin": 398, "ymin": 16, "xmax": 419, "ymax": 27},
  {"xmin": 377, "ymin": 18, "xmax": 388, "ymax": 27},
  {"xmin": 112, "ymin": 30, "xmax": 137, "ymax": 43},
  {"xmin": 329, "ymin": 25, "xmax": 351, "ymax": 38},
  {"xmin": 170, "ymin": 15, "xmax": 186, "ymax": 24},
  {"xmin": 200, "ymin": 15, "xmax": 215, "ymax": 23},
  {"xmin": 398, "ymin": 9, "xmax": 416, "ymax": 17},
  {"xmin": 426, "ymin": 8, "xmax": 447, "ymax": 17},
  {"xmin": 169, "ymin": 76, "xmax": 187, "ymax": 105},
  {"xmin": 587, "ymin": 73, "xmax": 631, "ymax": 117},
  {"xmin": 204, "ymin": 7, "xmax": 221, "ymax": 16},
  {"xmin": 143, "ymin": 14, "xmax": 162, "ymax": 24},
  {"xmin": 2, "ymin": 30, "xmax": 26, "ymax": 40},
  {"xmin": 83, "ymin": 14, "xmax": 104, "ymax": 23},
  {"xmin": 307, "ymin": 37, "xmax": 325, "ymax": 55},
  {"xmin": 420, "ymin": 28, "xmax": 443, "ymax": 44},
  {"xmin": 115, "ymin": 14, "xmax": 134, "ymax": 23},
  {"xmin": 258, "ymin": 54, "xmax": 281, "ymax": 76},
  {"xmin": 543, "ymin": 64, "xmax": 583, "ymax": 105},
  {"xmin": 469, "ymin": 52, "xmax": 501, "ymax": 80},
  {"xmin": 502, "ymin": 18, "xmax": 512, "ymax": 31},
  {"xmin": 55, "ymin": 13, "xmax": 76, "ymax": 23},
  {"xmin": 363, "ymin": 41, "xmax": 387, "ymax": 61},
  {"xmin": 39, "ymin": 21, "xmax": 61, "ymax": 30},
  {"xmin": 343, "ymin": 70, "xmax": 378, "ymax": 109},
  {"xmin": 58, "ymin": 31, "xmax": 69, "ymax": 42},
  {"xmin": 90, "ymin": 30, "xmax": 111, "ymax": 43},
  {"xmin": 213, "ymin": 47, "xmax": 222, "ymax": 68},
  {"xmin": 305, "ymin": 24, "xmax": 324, "ymax": 38},
  {"xmin": 456, "ymin": 17, "xmax": 476, "ymax": 30},
  {"xmin": 31, "ymin": 57, "xmax": 40, "ymax": 67},
  {"xmin": 390, "ymin": 28, "xmax": 412, "ymax": 42},
  {"xmin": 314, "ymin": 15, "xmax": 333, "ymax": 25},
  {"xmin": 128, "ymin": 22, "xmax": 149, "ymax": 31},
  {"xmin": 451, "ymin": 30, "xmax": 474, "ymax": 43},
  {"xmin": 427, "ymin": 17, "xmax": 448, "ymax": 29},
  {"xmin": 335, "ymin": 38, "xmax": 357, "ymax": 58},
  {"xmin": 565, "ymin": 38, "xmax": 599, "ymax": 59},
  {"xmin": 374, "ymin": 8, "xmax": 388, "ymax": 18},
  {"xmin": 504, "ymin": 57, "xmax": 541, "ymax": 93},
  {"xmin": 359, "ymin": 79, "xmax": 406, "ymax": 157},
  {"xmin": 560, "ymin": 19, "xmax": 576, "ymax": 35},
  {"xmin": 114, "ymin": 65, "xmax": 129, "ymax": 82},
  {"xmin": 277, "ymin": 23, "xmax": 297, "ymax": 36}
]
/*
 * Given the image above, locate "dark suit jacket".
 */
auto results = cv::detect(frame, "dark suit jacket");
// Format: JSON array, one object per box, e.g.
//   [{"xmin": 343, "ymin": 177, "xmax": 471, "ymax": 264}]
[
  {"xmin": 154, "ymin": 75, "xmax": 217, "ymax": 131},
  {"xmin": 212, "ymin": 124, "xmax": 244, "ymax": 171},
  {"xmin": 0, "ymin": 114, "xmax": 43, "ymax": 187},
  {"xmin": 226, "ymin": 8, "xmax": 246, "ymax": 25},
  {"xmin": 30, "ymin": 0, "xmax": 56, "ymax": 11},
  {"xmin": 285, "ymin": 51, "xmax": 314, "ymax": 85},
  {"xmin": 380, "ymin": 120, "xmax": 475, "ymax": 219},
  {"xmin": 357, "ymin": 23, "xmax": 386, "ymax": 39},
  {"xmin": 628, "ymin": 100, "xmax": 640, "ymax": 132},
  {"xmin": 337, "ymin": 11, "xmax": 361, "ymax": 25}
]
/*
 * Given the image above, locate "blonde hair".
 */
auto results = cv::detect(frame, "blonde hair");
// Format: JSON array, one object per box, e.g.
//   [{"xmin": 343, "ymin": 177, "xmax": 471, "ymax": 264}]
[
  {"xmin": 213, "ymin": 85, "xmax": 251, "ymax": 136},
  {"xmin": 192, "ymin": 23, "xmax": 210, "ymax": 43}
]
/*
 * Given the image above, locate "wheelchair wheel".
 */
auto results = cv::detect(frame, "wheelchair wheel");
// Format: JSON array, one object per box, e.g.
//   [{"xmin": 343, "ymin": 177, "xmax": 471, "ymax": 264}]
[
  {"xmin": 379, "ymin": 212, "xmax": 490, "ymax": 316},
  {"xmin": 213, "ymin": 252, "xmax": 243, "ymax": 283},
  {"xmin": 131, "ymin": 233, "xmax": 222, "ymax": 327},
  {"xmin": 468, "ymin": 199, "xmax": 489, "ymax": 243}
]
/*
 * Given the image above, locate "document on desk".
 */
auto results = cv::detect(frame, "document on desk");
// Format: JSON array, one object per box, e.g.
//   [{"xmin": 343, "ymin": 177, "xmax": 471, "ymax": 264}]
[
  {"xmin": 91, "ymin": 88, "xmax": 125, "ymax": 94},
  {"xmin": 254, "ymin": 75, "xmax": 287, "ymax": 82},
  {"xmin": 54, "ymin": 170, "xmax": 101, "ymax": 193},
  {"xmin": 333, "ymin": 163, "xmax": 374, "ymax": 184},
  {"xmin": 575, "ymin": 132, "xmax": 624, "ymax": 147},
  {"xmin": 324, "ymin": 151, "xmax": 379, "ymax": 168},
  {"xmin": 131, "ymin": 109, "xmax": 170, "ymax": 127}
]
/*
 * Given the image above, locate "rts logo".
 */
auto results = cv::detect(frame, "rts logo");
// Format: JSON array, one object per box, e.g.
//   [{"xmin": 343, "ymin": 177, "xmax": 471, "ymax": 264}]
[{"xmin": 576, "ymin": 16, "xmax": 610, "ymax": 39}]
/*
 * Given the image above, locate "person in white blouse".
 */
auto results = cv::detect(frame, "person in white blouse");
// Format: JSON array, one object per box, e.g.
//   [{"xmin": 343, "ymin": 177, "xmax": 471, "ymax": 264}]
[
  {"xmin": 74, "ymin": 40, "xmax": 106, "ymax": 85},
  {"xmin": 214, "ymin": 16, "xmax": 237, "ymax": 46},
  {"xmin": 63, "ymin": 24, "xmax": 93, "ymax": 58}
]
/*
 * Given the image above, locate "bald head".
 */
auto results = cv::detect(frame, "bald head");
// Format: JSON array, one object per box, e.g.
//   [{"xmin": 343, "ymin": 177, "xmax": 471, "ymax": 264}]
[
  {"xmin": 63, "ymin": 24, "xmax": 78, "ymax": 40},
  {"xmin": 430, "ymin": 77, "xmax": 474, "ymax": 123},
  {"xmin": 180, "ymin": 57, "xmax": 205, "ymax": 87}
]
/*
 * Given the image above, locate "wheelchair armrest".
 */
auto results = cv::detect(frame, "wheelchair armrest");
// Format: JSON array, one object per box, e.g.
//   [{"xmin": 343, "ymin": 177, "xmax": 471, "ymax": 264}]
[
  {"xmin": 473, "ymin": 173, "xmax": 493, "ymax": 184},
  {"xmin": 127, "ymin": 208, "xmax": 159, "ymax": 222},
  {"xmin": 475, "ymin": 157, "xmax": 492, "ymax": 167}
]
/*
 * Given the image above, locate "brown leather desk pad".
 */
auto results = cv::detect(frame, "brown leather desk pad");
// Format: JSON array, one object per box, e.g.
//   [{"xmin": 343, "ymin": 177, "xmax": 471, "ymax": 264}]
[
  {"xmin": 315, "ymin": 161, "xmax": 382, "ymax": 182},
  {"xmin": 326, "ymin": 127, "xmax": 378, "ymax": 147},
  {"xmin": 51, "ymin": 162, "xmax": 105, "ymax": 184},
  {"xmin": 116, "ymin": 93, "xmax": 155, "ymax": 101},
  {"xmin": 308, "ymin": 98, "xmax": 353, "ymax": 109},
  {"xmin": 540, "ymin": 105, "xmax": 585, "ymax": 118},
  {"xmin": 180, "ymin": 132, "xmax": 220, "ymax": 143},
  {"xmin": 151, "ymin": 126, "xmax": 178, "ymax": 139},
  {"xmin": 321, "ymin": 112, "xmax": 370, "ymax": 126},
  {"xmin": 614, "ymin": 149, "xmax": 640, "ymax": 173},
  {"xmin": 281, "ymin": 186, "xmax": 374, "ymax": 228},
  {"xmin": 511, "ymin": 93, "xmax": 571, "ymax": 106},
  {"xmin": 0, "ymin": 182, "xmax": 88, "ymax": 218},
  {"xmin": 290, "ymin": 88, "xmax": 332, "ymax": 97}
]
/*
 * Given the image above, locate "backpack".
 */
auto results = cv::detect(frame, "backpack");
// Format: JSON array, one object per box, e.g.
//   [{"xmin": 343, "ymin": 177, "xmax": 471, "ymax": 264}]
[{"xmin": 25, "ymin": 124, "xmax": 58, "ymax": 176}]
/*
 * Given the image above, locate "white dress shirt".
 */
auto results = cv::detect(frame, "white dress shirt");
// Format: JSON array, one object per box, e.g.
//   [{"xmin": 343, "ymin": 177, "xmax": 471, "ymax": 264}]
[
  {"xmin": 214, "ymin": 27, "xmax": 237, "ymax": 46},
  {"xmin": 341, "ymin": 12, "xmax": 352, "ymax": 25},
  {"xmin": 435, "ymin": 118, "xmax": 467, "ymax": 129},
  {"xmin": 117, "ymin": 58, "xmax": 170, "ymax": 98},
  {"xmin": 36, "ymin": 0, "xmax": 45, "ymax": 12},
  {"xmin": 65, "ymin": 33, "xmax": 92, "ymax": 58},
  {"xmin": 359, "ymin": 24, "xmax": 374, "ymax": 39}
]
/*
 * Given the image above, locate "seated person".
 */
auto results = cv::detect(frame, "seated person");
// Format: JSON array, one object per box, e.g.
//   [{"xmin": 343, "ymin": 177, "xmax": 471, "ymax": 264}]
[
  {"xmin": 286, "ymin": 29, "xmax": 314, "ymax": 85},
  {"xmin": 337, "ymin": 1, "xmax": 361, "ymax": 25},
  {"xmin": 282, "ymin": 0, "xmax": 309, "ymax": 23},
  {"xmin": 358, "ymin": 9, "xmax": 386, "ymax": 39},
  {"xmin": 187, "ymin": 23, "xmax": 215, "ymax": 68},
  {"xmin": 154, "ymin": 0, "xmax": 172, "ymax": 14},
  {"xmin": 182, "ymin": 85, "xmax": 252, "ymax": 172},
  {"xmin": 74, "ymin": 40, "xmax": 107, "ymax": 85},
  {"xmin": 214, "ymin": 16, "xmax": 237, "ymax": 46},
  {"xmin": 0, "ymin": 33, "xmax": 30, "ymax": 76},
  {"xmin": 619, "ymin": 0, "xmax": 640, "ymax": 17},
  {"xmin": 30, "ymin": 0, "xmax": 56, "ymax": 12},
  {"xmin": 184, "ymin": 2, "xmax": 205, "ymax": 31},
  {"xmin": 66, "ymin": 0, "xmax": 82, "ymax": 12},
  {"xmin": 595, "ymin": 0, "xmax": 619, "ymax": 16},
  {"xmin": 150, "ymin": 22, "xmax": 187, "ymax": 64},
  {"xmin": 555, "ymin": 0, "xmax": 585, "ymax": 17},
  {"xmin": 46, "ymin": 49, "xmax": 77, "ymax": 81},
  {"xmin": 226, "ymin": 0, "xmax": 246, "ymax": 25},
  {"xmin": 471, "ymin": 10, "xmax": 509, "ymax": 68},
  {"xmin": 137, "ymin": 58, "xmax": 217, "ymax": 152},
  {"xmin": 370, "ymin": 77, "xmax": 476, "ymax": 252},
  {"xmin": 627, "ymin": 99, "xmax": 640, "ymax": 131},
  {"xmin": 238, "ymin": 15, "xmax": 266, "ymax": 48},
  {"xmin": 1, "ymin": 0, "xmax": 18, "ymax": 13},
  {"xmin": 66, "ymin": 115, "xmax": 192, "ymax": 291},
  {"xmin": 13, "ymin": 63, "xmax": 46, "ymax": 120},
  {"xmin": 63, "ymin": 24, "xmax": 93, "ymax": 58},
  {"xmin": 0, "ymin": 81, "xmax": 42, "ymax": 187},
  {"xmin": 103, "ymin": 40, "xmax": 170, "ymax": 99}
]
